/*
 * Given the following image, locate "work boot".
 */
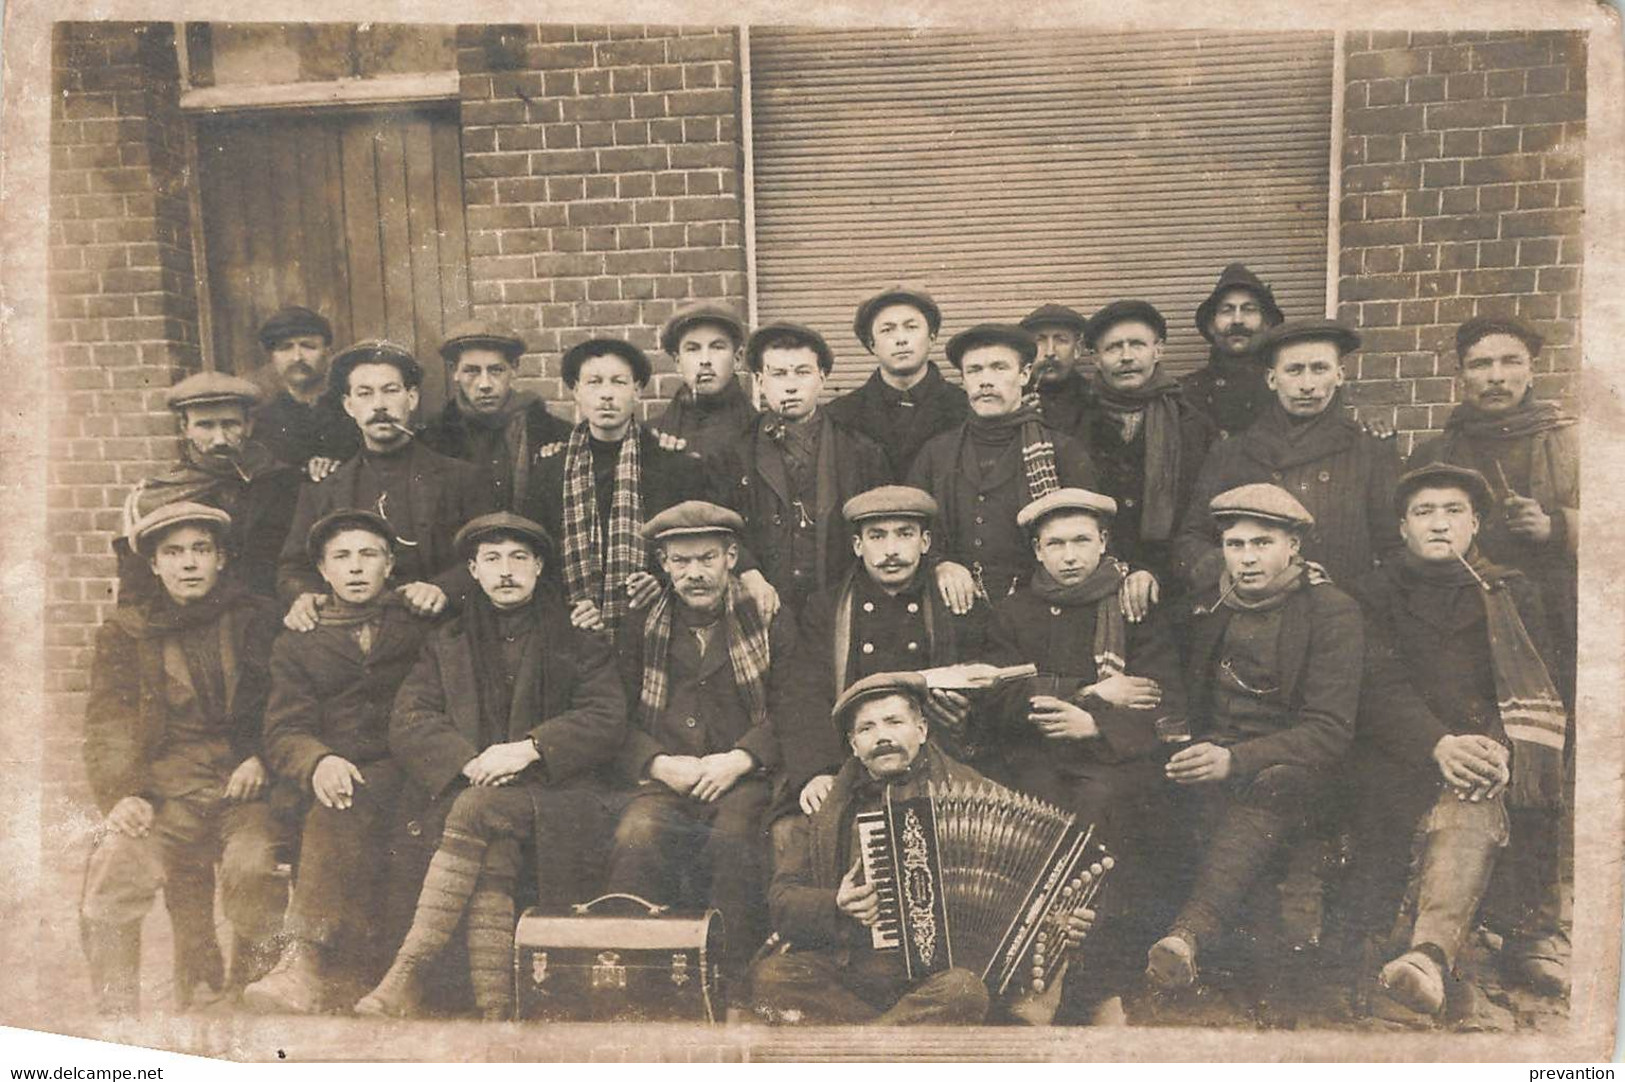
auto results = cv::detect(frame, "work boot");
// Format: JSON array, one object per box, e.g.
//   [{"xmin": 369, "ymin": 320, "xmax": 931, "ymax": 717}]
[
  {"xmin": 80, "ymin": 918, "xmax": 142, "ymax": 1018},
  {"xmin": 1379, "ymin": 950, "xmax": 1446, "ymax": 1016},
  {"xmin": 354, "ymin": 957, "xmax": 424, "ymax": 1019},
  {"xmin": 1146, "ymin": 929, "xmax": 1199, "ymax": 992},
  {"xmin": 242, "ymin": 938, "xmax": 327, "ymax": 1015},
  {"xmin": 1500, "ymin": 934, "xmax": 1568, "ymax": 997}
]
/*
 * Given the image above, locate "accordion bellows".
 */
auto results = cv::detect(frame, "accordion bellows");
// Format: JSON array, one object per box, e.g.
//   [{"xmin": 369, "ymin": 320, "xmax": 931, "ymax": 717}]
[{"xmin": 857, "ymin": 778, "xmax": 1114, "ymax": 998}]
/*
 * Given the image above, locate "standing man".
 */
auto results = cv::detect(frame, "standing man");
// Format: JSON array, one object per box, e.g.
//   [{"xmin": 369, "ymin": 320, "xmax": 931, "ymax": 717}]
[
  {"xmin": 651, "ymin": 302, "xmax": 758, "ymax": 461},
  {"xmin": 250, "ymin": 306, "xmax": 359, "ymax": 480},
  {"xmin": 1019, "ymin": 302, "xmax": 1093, "ymax": 435},
  {"xmin": 827, "ymin": 286, "xmax": 969, "ymax": 481},
  {"xmin": 420, "ymin": 319, "xmax": 573, "ymax": 512},
  {"xmin": 1182, "ymin": 263, "xmax": 1285, "ymax": 440}
]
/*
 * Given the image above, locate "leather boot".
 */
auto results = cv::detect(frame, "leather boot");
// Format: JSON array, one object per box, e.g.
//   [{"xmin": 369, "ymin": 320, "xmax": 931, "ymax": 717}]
[
  {"xmin": 1145, "ymin": 929, "xmax": 1199, "ymax": 992},
  {"xmin": 1380, "ymin": 950, "xmax": 1446, "ymax": 1016},
  {"xmin": 1501, "ymin": 933, "xmax": 1568, "ymax": 997},
  {"xmin": 242, "ymin": 938, "xmax": 327, "ymax": 1015},
  {"xmin": 81, "ymin": 918, "xmax": 141, "ymax": 1018}
]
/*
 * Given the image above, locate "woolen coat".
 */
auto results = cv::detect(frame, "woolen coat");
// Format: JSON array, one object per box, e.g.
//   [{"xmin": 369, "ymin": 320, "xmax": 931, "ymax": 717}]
[
  {"xmin": 825, "ymin": 362, "xmax": 969, "ymax": 481},
  {"xmin": 418, "ymin": 396, "xmax": 574, "ymax": 512}
]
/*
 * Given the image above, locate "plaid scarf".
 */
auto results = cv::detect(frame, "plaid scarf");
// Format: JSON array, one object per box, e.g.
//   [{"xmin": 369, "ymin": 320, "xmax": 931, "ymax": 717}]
[
  {"xmin": 1029, "ymin": 557, "xmax": 1129, "ymax": 676},
  {"xmin": 561, "ymin": 421, "xmax": 646, "ymax": 634},
  {"xmin": 637, "ymin": 577, "xmax": 772, "ymax": 730}
]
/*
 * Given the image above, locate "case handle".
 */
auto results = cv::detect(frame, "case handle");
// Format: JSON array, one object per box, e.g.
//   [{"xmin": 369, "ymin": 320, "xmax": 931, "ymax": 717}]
[{"xmin": 571, "ymin": 892, "xmax": 670, "ymax": 917}]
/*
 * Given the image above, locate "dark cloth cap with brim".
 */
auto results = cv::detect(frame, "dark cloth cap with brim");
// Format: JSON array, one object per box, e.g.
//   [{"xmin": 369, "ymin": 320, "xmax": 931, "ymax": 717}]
[
  {"xmin": 1020, "ymin": 303, "xmax": 1089, "ymax": 335},
  {"xmin": 745, "ymin": 321, "xmax": 835, "ymax": 375},
  {"xmin": 1210, "ymin": 483, "xmax": 1315, "ymax": 532},
  {"xmin": 660, "ymin": 303, "xmax": 747, "ymax": 357},
  {"xmin": 1455, "ymin": 316, "xmax": 1544, "ymax": 359},
  {"xmin": 454, "ymin": 511, "xmax": 555, "ymax": 562},
  {"xmin": 1017, "ymin": 487, "xmax": 1119, "ymax": 532},
  {"xmin": 832, "ymin": 670, "xmax": 930, "ymax": 738},
  {"xmin": 945, "ymin": 324, "xmax": 1038, "ymax": 370},
  {"xmin": 330, "ymin": 340, "xmax": 424, "ymax": 395},
  {"xmin": 853, "ymin": 287, "xmax": 943, "ymax": 349},
  {"xmin": 1251, "ymin": 318, "xmax": 1361, "ymax": 367},
  {"xmin": 843, "ymin": 485, "xmax": 939, "ymax": 527},
  {"xmin": 1394, "ymin": 463, "xmax": 1496, "ymax": 519},
  {"xmin": 439, "ymin": 319, "xmax": 526, "ymax": 364},
  {"xmin": 131, "ymin": 501, "xmax": 232, "ymax": 554},
  {"xmin": 307, "ymin": 509, "xmax": 395, "ymax": 564},
  {"xmin": 258, "ymin": 306, "xmax": 333, "ymax": 349},
  {"xmin": 166, "ymin": 371, "xmax": 263, "ymax": 412},
  {"xmin": 560, "ymin": 337, "xmax": 653, "ymax": 388},
  {"xmin": 642, "ymin": 500, "xmax": 745, "ymax": 543},
  {"xmin": 1085, "ymin": 300, "xmax": 1168, "ymax": 352},
  {"xmin": 1195, "ymin": 263, "xmax": 1285, "ymax": 341}
]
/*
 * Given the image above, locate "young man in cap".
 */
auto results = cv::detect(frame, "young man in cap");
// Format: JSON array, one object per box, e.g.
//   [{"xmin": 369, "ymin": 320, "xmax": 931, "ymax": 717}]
[
  {"xmin": 1176, "ymin": 318, "xmax": 1403, "ymax": 592},
  {"xmin": 419, "ymin": 319, "xmax": 572, "ymax": 512},
  {"xmin": 80, "ymin": 503, "xmax": 286, "ymax": 1015},
  {"xmin": 1147, "ymin": 484, "xmax": 1362, "ymax": 997},
  {"xmin": 1182, "ymin": 263, "xmax": 1285, "ymax": 440},
  {"xmin": 277, "ymin": 341, "xmax": 495, "ymax": 632},
  {"xmin": 826, "ymin": 286, "xmax": 969, "ymax": 480},
  {"xmin": 604, "ymin": 500, "xmax": 801, "ymax": 986},
  {"xmin": 243, "ymin": 510, "xmax": 436, "ymax": 1014},
  {"xmin": 710, "ymin": 322, "xmax": 891, "ymax": 613},
  {"xmin": 650, "ymin": 302, "xmax": 758, "ymax": 460},
  {"xmin": 1019, "ymin": 302, "xmax": 1093, "ymax": 435},
  {"xmin": 251, "ymin": 305, "xmax": 359, "ymax": 480},
  {"xmin": 117, "ymin": 371, "xmax": 300, "ymax": 606},
  {"xmin": 358, "ymin": 512, "xmax": 628, "ymax": 1020},
  {"xmin": 1345, "ymin": 464, "xmax": 1565, "ymax": 1017}
]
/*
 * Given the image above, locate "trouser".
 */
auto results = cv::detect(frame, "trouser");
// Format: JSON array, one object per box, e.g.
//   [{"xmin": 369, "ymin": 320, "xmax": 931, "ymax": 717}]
[
  {"xmin": 751, "ymin": 951, "xmax": 990, "ymax": 1025},
  {"xmin": 1483, "ymin": 804, "xmax": 1566, "ymax": 949}
]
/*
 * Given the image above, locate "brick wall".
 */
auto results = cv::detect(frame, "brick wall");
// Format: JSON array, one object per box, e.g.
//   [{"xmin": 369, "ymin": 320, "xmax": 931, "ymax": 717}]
[
  {"xmin": 1338, "ymin": 30, "xmax": 1584, "ymax": 453},
  {"xmin": 455, "ymin": 24, "xmax": 750, "ymax": 418}
]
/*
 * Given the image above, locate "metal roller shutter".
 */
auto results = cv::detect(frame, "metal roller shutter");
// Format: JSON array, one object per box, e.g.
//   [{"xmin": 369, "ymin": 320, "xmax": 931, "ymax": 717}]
[{"xmin": 748, "ymin": 28, "xmax": 1335, "ymax": 393}]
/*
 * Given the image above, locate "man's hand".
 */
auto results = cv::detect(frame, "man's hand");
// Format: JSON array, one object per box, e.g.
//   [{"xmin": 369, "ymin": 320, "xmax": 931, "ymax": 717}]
[
  {"xmin": 648, "ymin": 754, "xmax": 704, "ymax": 795},
  {"xmin": 1433, "ymin": 733, "xmax": 1508, "ymax": 792},
  {"xmin": 1120, "ymin": 570, "xmax": 1160, "ymax": 624},
  {"xmin": 691, "ymin": 749, "xmax": 754, "ymax": 803},
  {"xmin": 923, "ymin": 689, "xmax": 972, "ymax": 737},
  {"xmin": 107, "ymin": 796, "xmax": 154, "ymax": 838},
  {"xmin": 463, "ymin": 739, "xmax": 541, "ymax": 787},
  {"xmin": 570, "ymin": 599, "xmax": 606, "ymax": 632},
  {"xmin": 836, "ymin": 856, "xmax": 880, "ymax": 927},
  {"xmin": 225, "ymin": 756, "xmax": 268, "ymax": 802},
  {"xmin": 654, "ymin": 431, "xmax": 689, "ymax": 453},
  {"xmin": 311, "ymin": 755, "xmax": 366, "ymax": 810},
  {"xmin": 799, "ymin": 773, "xmax": 835, "ymax": 815},
  {"xmin": 1503, "ymin": 495, "xmax": 1553, "ymax": 543},
  {"xmin": 1166, "ymin": 741, "xmax": 1232, "ymax": 785},
  {"xmin": 1087, "ymin": 672, "xmax": 1163, "ymax": 710},
  {"xmin": 934, "ymin": 561, "xmax": 977, "ymax": 616},
  {"xmin": 284, "ymin": 592, "xmax": 327, "ymax": 632},
  {"xmin": 1357, "ymin": 416, "xmax": 1397, "ymax": 441},
  {"xmin": 1028, "ymin": 696, "xmax": 1098, "ymax": 741},
  {"xmin": 1065, "ymin": 905, "xmax": 1097, "ymax": 950},
  {"xmin": 739, "ymin": 570, "xmax": 781, "ymax": 622},
  {"xmin": 624, "ymin": 571, "xmax": 664, "ymax": 612},
  {"xmin": 306, "ymin": 456, "xmax": 342, "ymax": 483},
  {"xmin": 399, "ymin": 581, "xmax": 448, "ymax": 617}
]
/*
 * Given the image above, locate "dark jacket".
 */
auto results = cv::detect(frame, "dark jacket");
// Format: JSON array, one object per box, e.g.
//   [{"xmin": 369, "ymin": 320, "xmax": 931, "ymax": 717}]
[
  {"xmin": 650, "ymin": 380, "xmax": 758, "ymax": 462},
  {"xmin": 252, "ymin": 389, "xmax": 361, "ymax": 472},
  {"xmin": 1030, "ymin": 371, "xmax": 1093, "ymax": 438},
  {"xmin": 419, "ymin": 395, "xmax": 574, "ymax": 512},
  {"xmin": 1180, "ymin": 350, "xmax": 1276, "ymax": 440},
  {"xmin": 825, "ymin": 362, "xmax": 970, "ymax": 481}
]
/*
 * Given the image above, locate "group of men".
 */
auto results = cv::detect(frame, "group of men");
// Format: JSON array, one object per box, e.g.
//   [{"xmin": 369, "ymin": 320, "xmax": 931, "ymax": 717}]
[{"xmin": 79, "ymin": 260, "xmax": 1578, "ymax": 1029}]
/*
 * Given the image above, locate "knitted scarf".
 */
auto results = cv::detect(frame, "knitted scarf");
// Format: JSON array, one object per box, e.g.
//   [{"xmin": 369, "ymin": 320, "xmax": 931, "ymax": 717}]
[
  {"xmin": 457, "ymin": 390, "xmax": 542, "ymax": 506},
  {"xmin": 657, "ymin": 379, "xmax": 752, "ymax": 439},
  {"xmin": 120, "ymin": 441, "xmax": 287, "ymax": 543},
  {"xmin": 1445, "ymin": 389, "xmax": 1576, "ymax": 443},
  {"xmin": 1245, "ymin": 392, "xmax": 1357, "ymax": 473},
  {"xmin": 1088, "ymin": 368, "xmax": 1185, "ymax": 540},
  {"xmin": 1029, "ymin": 557, "xmax": 1129, "ymax": 676},
  {"xmin": 561, "ymin": 421, "xmax": 645, "ymax": 634},
  {"xmin": 1215, "ymin": 557, "xmax": 1330, "ymax": 613},
  {"xmin": 637, "ymin": 577, "xmax": 772, "ymax": 730},
  {"xmin": 943, "ymin": 406, "xmax": 1060, "ymax": 572}
]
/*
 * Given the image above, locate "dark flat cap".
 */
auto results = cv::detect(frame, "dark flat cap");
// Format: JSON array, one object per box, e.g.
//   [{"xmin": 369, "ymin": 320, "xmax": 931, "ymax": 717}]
[
  {"xmin": 660, "ymin": 302, "xmax": 746, "ymax": 357},
  {"xmin": 1085, "ymin": 300, "xmax": 1168, "ymax": 352},
  {"xmin": 440, "ymin": 319, "xmax": 526, "ymax": 364},
  {"xmin": 307, "ymin": 508, "xmax": 395, "ymax": 563},
  {"xmin": 1210, "ymin": 483, "xmax": 1315, "ymax": 531},
  {"xmin": 1017, "ymin": 487, "xmax": 1118, "ymax": 532},
  {"xmin": 1251, "ymin": 318, "xmax": 1361, "ymax": 365},
  {"xmin": 258, "ymin": 306, "xmax": 333, "ymax": 349},
  {"xmin": 131, "ymin": 501, "xmax": 231, "ymax": 554},
  {"xmin": 1020, "ymin": 303, "xmax": 1088, "ymax": 335},
  {"xmin": 165, "ymin": 371, "xmax": 262, "ymax": 412},
  {"xmin": 945, "ymin": 323, "xmax": 1038, "ymax": 370},
  {"xmin": 843, "ymin": 485, "xmax": 938, "ymax": 526},
  {"xmin": 832, "ymin": 670, "xmax": 930, "ymax": 737},
  {"xmin": 642, "ymin": 500, "xmax": 745, "ymax": 543},
  {"xmin": 1394, "ymin": 463, "xmax": 1495, "ymax": 518},
  {"xmin": 560, "ymin": 337, "xmax": 653, "ymax": 388},
  {"xmin": 1455, "ymin": 316, "xmax": 1544, "ymax": 359},
  {"xmin": 454, "ymin": 511, "xmax": 555, "ymax": 561},
  {"xmin": 745, "ymin": 322, "xmax": 835, "ymax": 375},
  {"xmin": 853, "ymin": 287, "xmax": 942, "ymax": 349},
  {"xmin": 1195, "ymin": 263, "xmax": 1284, "ymax": 341},
  {"xmin": 329, "ymin": 340, "xmax": 423, "ymax": 395}
]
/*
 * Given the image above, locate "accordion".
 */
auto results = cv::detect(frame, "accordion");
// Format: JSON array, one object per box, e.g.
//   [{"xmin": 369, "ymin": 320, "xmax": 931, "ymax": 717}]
[{"xmin": 856, "ymin": 779, "xmax": 1113, "ymax": 998}]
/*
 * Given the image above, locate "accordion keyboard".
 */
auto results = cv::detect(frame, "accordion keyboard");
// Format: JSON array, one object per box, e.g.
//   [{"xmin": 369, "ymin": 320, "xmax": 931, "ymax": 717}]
[{"xmin": 855, "ymin": 810, "xmax": 901, "ymax": 950}]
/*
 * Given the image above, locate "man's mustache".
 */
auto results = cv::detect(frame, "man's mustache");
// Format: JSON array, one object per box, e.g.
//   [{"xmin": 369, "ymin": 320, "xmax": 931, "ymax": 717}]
[
  {"xmin": 865, "ymin": 742, "xmax": 902, "ymax": 758},
  {"xmin": 875, "ymin": 559, "xmax": 911, "ymax": 571}
]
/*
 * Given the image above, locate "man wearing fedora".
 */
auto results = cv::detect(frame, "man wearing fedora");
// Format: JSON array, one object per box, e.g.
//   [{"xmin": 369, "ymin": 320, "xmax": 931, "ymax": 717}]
[
  {"xmin": 1182, "ymin": 263, "xmax": 1286, "ymax": 440},
  {"xmin": 651, "ymin": 302, "xmax": 759, "ymax": 461},
  {"xmin": 1020, "ymin": 302, "xmax": 1094, "ymax": 436},
  {"xmin": 420, "ymin": 319, "xmax": 573, "ymax": 512},
  {"xmin": 250, "ymin": 305, "xmax": 359, "ymax": 480}
]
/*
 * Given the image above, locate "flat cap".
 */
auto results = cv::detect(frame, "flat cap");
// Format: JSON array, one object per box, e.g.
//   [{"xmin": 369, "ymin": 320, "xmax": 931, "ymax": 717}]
[
  {"xmin": 454, "ymin": 511, "xmax": 555, "ymax": 561},
  {"xmin": 439, "ymin": 319, "xmax": 526, "ymax": 364},
  {"xmin": 1251, "ymin": 318, "xmax": 1361, "ymax": 365},
  {"xmin": 165, "ymin": 371, "xmax": 262, "ymax": 412},
  {"xmin": 258, "ymin": 305, "xmax": 333, "ymax": 349},
  {"xmin": 1085, "ymin": 300, "xmax": 1168, "ymax": 352},
  {"xmin": 945, "ymin": 323, "xmax": 1038, "ymax": 370},
  {"xmin": 745, "ymin": 322, "xmax": 835, "ymax": 375},
  {"xmin": 1209, "ymin": 483, "xmax": 1315, "ymax": 531},
  {"xmin": 832, "ymin": 670, "xmax": 930, "ymax": 737},
  {"xmin": 560, "ymin": 337, "xmax": 653, "ymax": 388},
  {"xmin": 1020, "ymin": 303, "xmax": 1088, "ymax": 335},
  {"xmin": 843, "ymin": 485, "xmax": 938, "ymax": 526},
  {"xmin": 329, "ymin": 340, "xmax": 423, "ymax": 394},
  {"xmin": 1394, "ymin": 463, "xmax": 1495, "ymax": 519},
  {"xmin": 1017, "ymin": 487, "xmax": 1119, "ymax": 532},
  {"xmin": 853, "ymin": 286, "xmax": 942, "ymax": 349},
  {"xmin": 307, "ymin": 508, "xmax": 395, "ymax": 563},
  {"xmin": 1195, "ymin": 263, "xmax": 1284, "ymax": 341},
  {"xmin": 642, "ymin": 500, "xmax": 745, "ymax": 543},
  {"xmin": 131, "ymin": 501, "xmax": 231, "ymax": 554},
  {"xmin": 1455, "ymin": 316, "xmax": 1544, "ymax": 359},
  {"xmin": 660, "ymin": 302, "xmax": 746, "ymax": 357}
]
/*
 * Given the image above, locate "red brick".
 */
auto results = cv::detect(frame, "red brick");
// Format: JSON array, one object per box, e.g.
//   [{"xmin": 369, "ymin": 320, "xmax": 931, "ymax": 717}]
[
  {"xmin": 531, "ymin": 149, "xmax": 597, "ymax": 175},
  {"xmin": 596, "ymin": 39, "xmax": 668, "ymax": 66},
  {"xmin": 1415, "ymin": 271, "xmax": 1459, "ymax": 298},
  {"xmin": 1517, "ymin": 182, "xmax": 1558, "ymax": 210},
  {"xmin": 465, "ymin": 151, "xmax": 531, "ymax": 178},
  {"xmin": 1538, "ymin": 266, "xmax": 1580, "ymax": 292},
  {"xmin": 552, "ymin": 228, "xmax": 586, "ymax": 252},
  {"xmin": 669, "ymin": 34, "xmax": 733, "ymax": 62},
  {"xmin": 578, "ymin": 69, "xmax": 612, "ymax": 95},
  {"xmin": 1516, "ymin": 294, "xmax": 1561, "ymax": 321},
  {"xmin": 1344, "ymin": 162, "xmax": 1419, "ymax": 194},
  {"xmin": 616, "ymin": 225, "xmax": 652, "ymax": 250},
  {"xmin": 1517, "ymin": 238, "xmax": 1560, "ymax": 265},
  {"xmin": 1478, "ymin": 240, "xmax": 1517, "ymax": 267},
  {"xmin": 1359, "ymin": 301, "xmax": 1399, "ymax": 328},
  {"xmin": 1421, "ymin": 216, "xmax": 1497, "ymax": 242},
  {"xmin": 1402, "ymin": 131, "xmax": 1443, "ymax": 160},
  {"xmin": 604, "ymin": 250, "xmax": 673, "ymax": 275},
  {"xmin": 1460, "ymin": 268, "xmax": 1536, "ymax": 294},
  {"xmin": 1407, "ymin": 75, "xmax": 1447, "ymax": 104},
  {"xmin": 1520, "ymin": 124, "xmax": 1565, "ymax": 153},
  {"xmin": 614, "ymin": 120, "xmax": 650, "ymax": 145},
  {"xmin": 1461, "ymin": 154, "xmax": 1541, "ymax": 185},
  {"xmin": 562, "ymin": 96, "xmax": 633, "ymax": 123},
  {"xmin": 1501, "ymin": 208, "xmax": 1581, "ymax": 238},
  {"xmin": 1525, "ymin": 65, "xmax": 1571, "ymax": 96},
  {"xmin": 1472, "ymin": 38, "xmax": 1551, "ymax": 70},
  {"xmin": 1505, "ymin": 94, "xmax": 1585, "ymax": 126},
  {"xmin": 599, "ymin": 146, "xmax": 668, "ymax": 172},
  {"xmin": 636, "ymin": 200, "xmax": 675, "ymax": 224},
  {"xmin": 670, "ymin": 196, "xmax": 737, "ymax": 222},
  {"xmin": 535, "ymin": 252, "xmax": 604, "ymax": 278},
  {"xmin": 1481, "ymin": 127, "xmax": 1521, "ymax": 156},
  {"xmin": 1341, "ymin": 273, "xmax": 1415, "ymax": 302},
  {"xmin": 667, "ymin": 89, "xmax": 734, "ymax": 117},
  {"xmin": 526, "ymin": 42, "xmax": 595, "ymax": 69},
  {"xmin": 611, "ymin": 66, "xmax": 650, "ymax": 93},
  {"xmin": 587, "ymin": 275, "xmax": 620, "ymax": 298},
  {"xmin": 1404, "ymin": 189, "xmax": 1441, "ymax": 217},
  {"xmin": 1421, "ymin": 160, "xmax": 1462, "ymax": 188},
  {"xmin": 578, "ymin": 121, "xmax": 617, "ymax": 147},
  {"xmin": 618, "ymin": 173, "xmax": 655, "ymax": 199},
  {"xmin": 1439, "ymin": 187, "xmax": 1476, "ymax": 215},
  {"xmin": 1485, "ymin": 69, "xmax": 1528, "ymax": 98},
  {"xmin": 1426, "ymin": 99, "xmax": 1505, "ymax": 130},
  {"xmin": 547, "ymin": 176, "xmax": 586, "ymax": 202},
  {"xmin": 1478, "ymin": 184, "xmax": 1515, "ymax": 212},
  {"xmin": 1348, "ymin": 105, "xmax": 1425, "ymax": 136},
  {"xmin": 649, "ymin": 65, "xmax": 684, "ymax": 92}
]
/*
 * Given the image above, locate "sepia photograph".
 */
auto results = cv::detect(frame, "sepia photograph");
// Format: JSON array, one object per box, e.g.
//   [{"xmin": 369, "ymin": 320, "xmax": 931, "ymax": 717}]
[{"xmin": 1, "ymin": 0, "xmax": 1621, "ymax": 1065}]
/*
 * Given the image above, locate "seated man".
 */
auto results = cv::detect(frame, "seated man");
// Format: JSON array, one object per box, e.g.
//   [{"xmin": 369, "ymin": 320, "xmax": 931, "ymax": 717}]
[
  {"xmin": 751, "ymin": 671, "xmax": 1094, "ymax": 1026},
  {"xmin": 79, "ymin": 503, "xmax": 285, "ymax": 1015},
  {"xmin": 243, "ymin": 510, "xmax": 436, "ymax": 1014},
  {"xmin": 357, "ymin": 512, "xmax": 627, "ymax": 1020},
  {"xmin": 605, "ymin": 501, "xmax": 798, "ymax": 987},
  {"xmin": 1146, "ymin": 484, "xmax": 1362, "ymax": 994},
  {"xmin": 1347, "ymin": 464, "xmax": 1565, "ymax": 1017}
]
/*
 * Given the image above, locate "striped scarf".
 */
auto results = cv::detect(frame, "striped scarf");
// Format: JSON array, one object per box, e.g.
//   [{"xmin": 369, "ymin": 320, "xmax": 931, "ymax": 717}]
[
  {"xmin": 561, "ymin": 421, "xmax": 646, "ymax": 634},
  {"xmin": 637, "ymin": 577, "xmax": 772, "ymax": 730},
  {"xmin": 1480, "ymin": 566, "xmax": 1568, "ymax": 809},
  {"xmin": 1029, "ymin": 557, "xmax": 1129, "ymax": 677}
]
